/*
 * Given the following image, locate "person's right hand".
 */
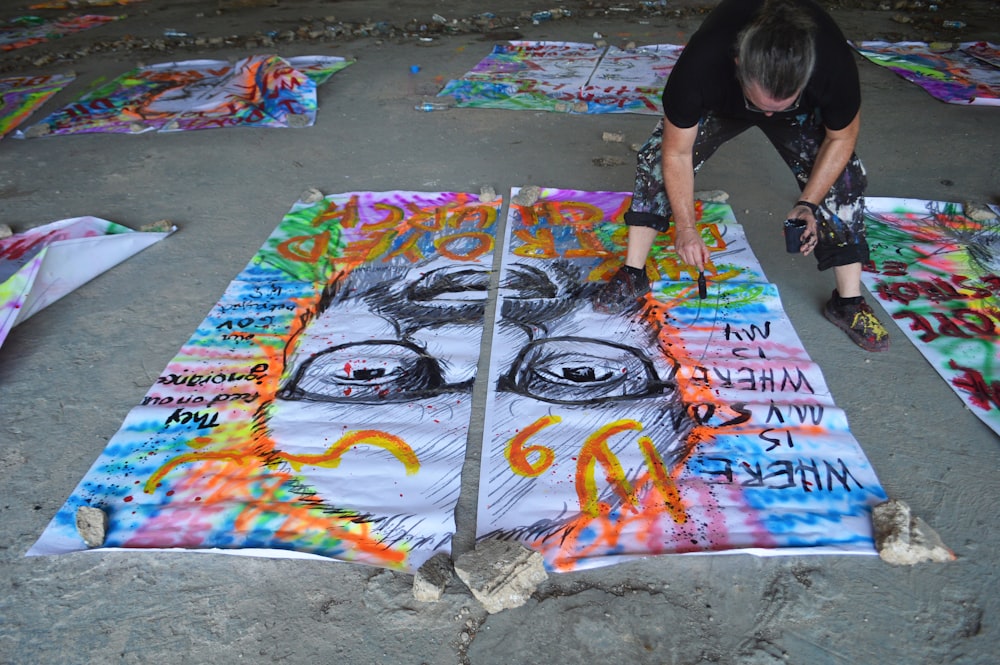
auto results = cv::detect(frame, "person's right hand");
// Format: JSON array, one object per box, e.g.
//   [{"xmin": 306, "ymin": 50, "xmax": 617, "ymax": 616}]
[{"xmin": 674, "ymin": 225, "xmax": 709, "ymax": 271}]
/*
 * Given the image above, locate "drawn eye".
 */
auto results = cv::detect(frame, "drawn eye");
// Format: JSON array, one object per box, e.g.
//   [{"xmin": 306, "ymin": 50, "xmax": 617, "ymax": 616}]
[
  {"xmin": 406, "ymin": 266, "xmax": 490, "ymax": 303},
  {"xmin": 280, "ymin": 341, "xmax": 446, "ymax": 403},
  {"xmin": 312, "ymin": 354, "xmax": 406, "ymax": 385},
  {"xmin": 531, "ymin": 354, "xmax": 623, "ymax": 388},
  {"xmin": 503, "ymin": 338, "xmax": 669, "ymax": 404}
]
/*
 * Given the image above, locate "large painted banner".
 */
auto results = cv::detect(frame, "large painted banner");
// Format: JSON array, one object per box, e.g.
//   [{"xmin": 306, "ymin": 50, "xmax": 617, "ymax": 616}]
[
  {"xmin": 0, "ymin": 14, "xmax": 120, "ymax": 51},
  {"xmin": 0, "ymin": 73, "xmax": 74, "ymax": 139},
  {"xmin": 852, "ymin": 41, "xmax": 1000, "ymax": 106},
  {"xmin": 30, "ymin": 191, "xmax": 501, "ymax": 572},
  {"xmin": 861, "ymin": 197, "xmax": 1000, "ymax": 436},
  {"xmin": 22, "ymin": 55, "xmax": 352, "ymax": 136},
  {"xmin": 438, "ymin": 41, "xmax": 682, "ymax": 114},
  {"xmin": 477, "ymin": 188, "xmax": 888, "ymax": 571}
]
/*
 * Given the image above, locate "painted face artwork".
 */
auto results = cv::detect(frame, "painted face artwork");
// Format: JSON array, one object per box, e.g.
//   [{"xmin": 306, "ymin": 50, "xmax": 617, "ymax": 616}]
[
  {"xmin": 269, "ymin": 257, "xmax": 491, "ymax": 553},
  {"xmin": 22, "ymin": 55, "xmax": 352, "ymax": 135},
  {"xmin": 438, "ymin": 41, "xmax": 683, "ymax": 114},
  {"xmin": 29, "ymin": 191, "xmax": 500, "ymax": 572},
  {"xmin": 476, "ymin": 188, "xmax": 887, "ymax": 571},
  {"xmin": 861, "ymin": 197, "xmax": 1000, "ymax": 436},
  {"xmin": 31, "ymin": 188, "xmax": 888, "ymax": 574}
]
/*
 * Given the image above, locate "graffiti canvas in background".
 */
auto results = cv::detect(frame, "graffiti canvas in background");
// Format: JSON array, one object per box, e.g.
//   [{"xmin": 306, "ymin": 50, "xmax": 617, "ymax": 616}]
[
  {"xmin": 851, "ymin": 41, "xmax": 1000, "ymax": 105},
  {"xmin": 29, "ymin": 191, "xmax": 501, "ymax": 573},
  {"xmin": 28, "ymin": 0, "xmax": 145, "ymax": 8},
  {"xmin": 477, "ymin": 188, "xmax": 888, "ymax": 572},
  {"xmin": 0, "ymin": 14, "xmax": 120, "ymax": 52},
  {"xmin": 437, "ymin": 41, "xmax": 682, "ymax": 114},
  {"xmin": 0, "ymin": 217, "xmax": 174, "ymax": 351},
  {"xmin": 861, "ymin": 197, "xmax": 1000, "ymax": 436},
  {"xmin": 0, "ymin": 73, "xmax": 74, "ymax": 139},
  {"xmin": 20, "ymin": 55, "xmax": 352, "ymax": 136}
]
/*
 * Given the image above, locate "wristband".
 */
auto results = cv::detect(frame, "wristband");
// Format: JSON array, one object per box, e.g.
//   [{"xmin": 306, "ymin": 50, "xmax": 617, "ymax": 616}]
[{"xmin": 795, "ymin": 200, "xmax": 819, "ymax": 215}]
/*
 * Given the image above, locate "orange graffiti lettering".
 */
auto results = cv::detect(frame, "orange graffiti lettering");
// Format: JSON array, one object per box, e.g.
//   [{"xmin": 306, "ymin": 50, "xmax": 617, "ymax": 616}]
[
  {"xmin": 513, "ymin": 227, "xmax": 557, "ymax": 259},
  {"xmin": 312, "ymin": 195, "xmax": 360, "ymax": 229},
  {"xmin": 576, "ymin": 420, "xmax": 643, "ymax": 516},
  {"xmin": 276, "ymin": 230, "xmax": 330, "ymax": 263},
  {"xmin": 505, "ymin": 415, "xmax": 560, "ymax": 477},
  {"xmin": 436, "ymin": 232, "xmax": 494, "ymax": 261}
]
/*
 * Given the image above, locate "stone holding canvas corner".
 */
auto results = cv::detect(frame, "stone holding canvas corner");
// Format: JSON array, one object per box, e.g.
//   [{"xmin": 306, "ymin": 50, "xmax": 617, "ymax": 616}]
[
  {"xmin": 454, "ymin": 540, "xmax": 548, "ymax": 614},
  {"xmin": 872, "ymin": 499, "xmax": 955, "ymax": 565}
]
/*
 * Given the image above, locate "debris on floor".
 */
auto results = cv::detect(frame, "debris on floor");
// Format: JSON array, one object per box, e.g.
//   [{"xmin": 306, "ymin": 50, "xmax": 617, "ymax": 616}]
[
  {"xmin": 872, "ymin": 499, "xmax": 956, "ymax": 565},
  {"xmin": 454, "ymin": 539, "xmax": 548, "ymax": 614},
  {"xmin": 592, "ymin": 155, "xmax": 626, "ymax": 167},
  {"xmin": 412, "ymin": 552, "xmax": 454, "ymax": 602}
]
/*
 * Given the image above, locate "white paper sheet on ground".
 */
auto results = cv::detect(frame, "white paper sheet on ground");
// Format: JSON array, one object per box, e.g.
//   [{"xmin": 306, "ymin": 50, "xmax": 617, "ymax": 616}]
[{"xmin": 0, "ymin": 217, "xmax": 175, "ymax": 349}]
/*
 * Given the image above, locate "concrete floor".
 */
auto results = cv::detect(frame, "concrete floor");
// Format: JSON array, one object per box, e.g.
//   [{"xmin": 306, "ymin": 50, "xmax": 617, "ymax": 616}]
[{"xmin": 1, "ymin": 1, "xmax": 998, "ymax": 663}]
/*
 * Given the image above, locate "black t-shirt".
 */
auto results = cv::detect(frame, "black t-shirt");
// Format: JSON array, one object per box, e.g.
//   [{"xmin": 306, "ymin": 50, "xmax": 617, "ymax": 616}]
[{"xmin": 662, "ymin": 0, "xmax": 860, "ymax": 130}]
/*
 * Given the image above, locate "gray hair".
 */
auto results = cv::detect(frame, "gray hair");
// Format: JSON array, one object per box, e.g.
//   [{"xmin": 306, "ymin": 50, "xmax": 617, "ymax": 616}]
[{"xmin": 735, "ymin": 0, "xmax": 817, "ymax": 99}]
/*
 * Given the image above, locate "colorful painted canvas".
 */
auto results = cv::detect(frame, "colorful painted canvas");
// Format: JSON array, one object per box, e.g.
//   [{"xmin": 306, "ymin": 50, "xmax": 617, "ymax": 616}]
[
  {"xmin": 861, "ymin": 197, "xmax": 1000, "ymax": 436},
  {"xmin": 964, "ymin": 41, "xmax": 1000, "ymax": 69},
  {"xmin": 0, "ymin": 217, "xmax": 174, "ymax": 350},
  {"xmin": 29, "ymin": 191, "xmax": 501, "ymax": 573},
  {"xmin": 437, "ymin": 41, "xmax": 682, "ymax": 114},
  {"xmin": 0, "ymin": 73, "xmax": 74, "ymax": 139},
  {"xmin": 23, "ymin": 55, "xmax": 352, "ymax": 136},
  {"xmin": 0, "ymin": 14, "xmax": 120, "ymax": 52},
  {"xmin": 852, "ymin": 41, "xmax": 1000, "ymax": 106},
  {"xmin": 29, "ymin": 0, "xmax": 144, "ymax": 9},
  {"xmin": 477, "ymin": 188, "xmax": 888, "ymax": 572}
]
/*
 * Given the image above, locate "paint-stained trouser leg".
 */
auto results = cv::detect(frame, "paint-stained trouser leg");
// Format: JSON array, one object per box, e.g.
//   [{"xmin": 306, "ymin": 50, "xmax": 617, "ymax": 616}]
[
  {"xmin": 624, "ymin": 114, "xmax": 753, "ymax": 232},
  {"xmin": 757, "ymin": 110, "xmax": 869, "ymax": 271},
  {"xmin": 625, "ymin": 111, "xmax": 869, "ymax": 272}
]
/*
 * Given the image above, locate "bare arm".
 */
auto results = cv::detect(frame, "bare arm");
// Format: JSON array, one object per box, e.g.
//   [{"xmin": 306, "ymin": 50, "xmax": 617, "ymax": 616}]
[
  {"xmin": 792, "ymin": 111, "xmax": 861, "ymax": 255},
  {"xmin": 661, "ymin": 117, "xmax": 710, "ymax": 270}
]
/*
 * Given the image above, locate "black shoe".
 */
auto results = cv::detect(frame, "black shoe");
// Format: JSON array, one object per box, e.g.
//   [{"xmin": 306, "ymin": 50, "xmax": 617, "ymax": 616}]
[
  {"xmin": 823, "ymin": 290, "xmax": 890, "ymax": 352},
  {"xmin": 592, "ymin": 266, "xmax": 651, "ymax": 314}
]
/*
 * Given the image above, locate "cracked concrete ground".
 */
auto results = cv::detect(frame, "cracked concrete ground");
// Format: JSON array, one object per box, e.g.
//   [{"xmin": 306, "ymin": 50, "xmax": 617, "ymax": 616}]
[{"xmin": 0, "ymin": 1, "xmax": 998, "ymax": 663}]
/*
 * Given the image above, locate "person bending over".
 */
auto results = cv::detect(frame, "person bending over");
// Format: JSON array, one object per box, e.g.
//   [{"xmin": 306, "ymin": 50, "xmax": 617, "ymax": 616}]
[{"xmin": 593, "ymin": 0, "xmax": 889, "ymax": 352}]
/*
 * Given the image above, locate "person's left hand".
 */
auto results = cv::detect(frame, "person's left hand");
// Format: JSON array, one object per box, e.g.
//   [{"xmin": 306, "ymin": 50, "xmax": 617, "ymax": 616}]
[{"xmin": 788, "ymin": 203, "xmax": 819, "ymax": 256}]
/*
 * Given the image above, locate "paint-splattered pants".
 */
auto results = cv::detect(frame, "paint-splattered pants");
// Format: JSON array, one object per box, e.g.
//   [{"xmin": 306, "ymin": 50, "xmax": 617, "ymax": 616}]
[{"xmin": 626, "ymin": 111, "xmax": 869, "ymax": 271}]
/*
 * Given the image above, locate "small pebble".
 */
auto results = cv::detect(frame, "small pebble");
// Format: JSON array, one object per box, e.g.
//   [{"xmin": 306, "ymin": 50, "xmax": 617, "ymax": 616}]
[
  {"xmin": 139, "ymin": 219, "xmax": 174, "ymax": 233},
  {"xmin": 592, "ymin": 155, "xmax": 626, "ymax": 167}
]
